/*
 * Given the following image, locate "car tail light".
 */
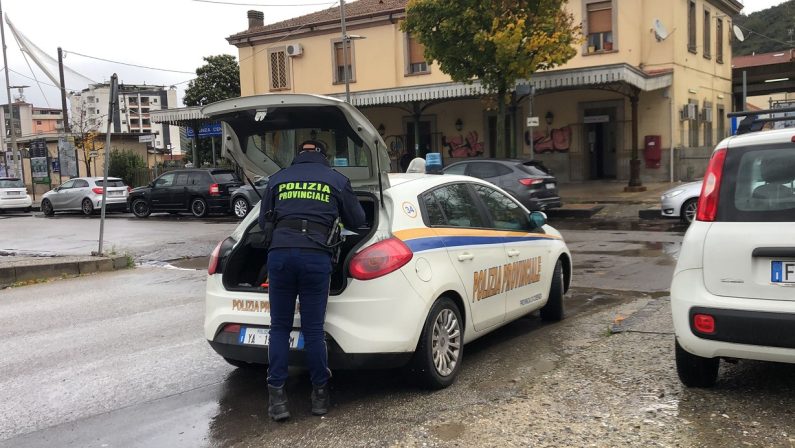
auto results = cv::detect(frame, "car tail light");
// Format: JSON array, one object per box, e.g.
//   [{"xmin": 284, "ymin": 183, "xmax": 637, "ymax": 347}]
[
  {"xmin": 696, "ymin": 148, "xmax": 727, "ymax": 222},
  {"xmin": 209, "ymin": 183, "xmax": 220, "ymax": 196},
  {"xmin": 92, "ymin": 187, "xmax": 104, "ymax": 195},
  {"xmin": 519, "ymin": 178, "xmax": 544, "ymax": 186},
  {"xmin": 693, "ymin": 314, "xmax": 716, "ymax": 334},
  {"xmin": 222, "ymin": 323, "xmax": 241, "ymax": 333},
  {"xmin": 127, "ymin": 186, "xmax": 132, "ymax": 193},
  {"xmin": 208, "ymin": 237, "xmax": 236, "ymax": 275},
  {"xmin": 349, "ymin": 237, "xmax": 413, "ymax": 280}
]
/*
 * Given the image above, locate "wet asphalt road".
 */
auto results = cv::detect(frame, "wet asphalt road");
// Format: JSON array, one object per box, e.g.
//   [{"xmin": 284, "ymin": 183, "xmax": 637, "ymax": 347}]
[{"xmin": 2, "ymin": 214, "xmax": 792, "ymax": 446}]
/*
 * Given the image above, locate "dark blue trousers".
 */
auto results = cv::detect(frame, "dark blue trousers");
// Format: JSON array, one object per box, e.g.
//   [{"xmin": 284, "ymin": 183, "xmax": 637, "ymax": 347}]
[{"xmin": 267, "ymin": 248, "xmax": 332, "ymax": 387}]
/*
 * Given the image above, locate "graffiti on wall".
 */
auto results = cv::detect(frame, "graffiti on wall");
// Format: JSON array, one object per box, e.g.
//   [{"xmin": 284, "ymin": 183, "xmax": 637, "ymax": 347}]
[
  {"xmin": 525, "ymin": 126, "xmax": 572, "ymax": 154},
  {"xmin": 442, "ymin": 131, "xmax": 485, "ymax": 158}
]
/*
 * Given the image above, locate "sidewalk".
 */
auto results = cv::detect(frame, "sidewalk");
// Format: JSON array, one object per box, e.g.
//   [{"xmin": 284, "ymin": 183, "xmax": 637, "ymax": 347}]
[
  {"xmin": 0, "ymin": 253, "xmax": 130, "ymax": 288},
  {"xmin": 551, "ymin": 181, "xmax": 683, "ymax": 220}
]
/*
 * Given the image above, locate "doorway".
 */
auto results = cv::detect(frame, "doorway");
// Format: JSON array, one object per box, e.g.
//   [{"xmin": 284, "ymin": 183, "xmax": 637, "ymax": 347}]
[
  {"xmin": 583, "ymin": 108, "xmax": 618, "ymax": 179},
  {"xmin": 487, "ymin": 115, "xmax": 513, "ymax": 158},
  {"xmin": 404, "ymin": 119, "xmax": 433, "ymax": 158}
]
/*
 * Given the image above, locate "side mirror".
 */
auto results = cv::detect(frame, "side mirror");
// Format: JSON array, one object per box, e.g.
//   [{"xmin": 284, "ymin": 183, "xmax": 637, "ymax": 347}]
[{"xmin": 529, "ymin": 211, "xmax": 547, "ymax": 229}]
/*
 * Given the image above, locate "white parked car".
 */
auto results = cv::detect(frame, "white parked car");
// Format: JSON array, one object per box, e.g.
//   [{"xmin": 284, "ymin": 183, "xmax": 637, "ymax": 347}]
[
  {"xmin": 203, "ymin": 94, "xmax": 572, "ymax": 388},
  {"xmin": 41, "ymin": 177, "xmax": 129, "ymax": 216},
  {"xmin": 0, "ymin": 177, "xmax": 32, "ymax": 212},
  {"xmin": 671, "ymin": 128, "xmax": 795, "ymax": 387},
  {"xmin": 660, "ymin": 180, "xmax": 702, "ymax": 224}
]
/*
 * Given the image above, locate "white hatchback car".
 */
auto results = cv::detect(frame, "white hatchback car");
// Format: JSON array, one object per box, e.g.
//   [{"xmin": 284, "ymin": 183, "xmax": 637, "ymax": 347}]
[
  {"xmin": 671, "ymin": 128, "xmax": 795, "ymax": 387},
  {"xmin": 660, "ymin": 180, "xmax": 702, "ymax": 224},
  {"xmin": 202, "ymin": 94, "xmax": 572, "ymax": 388},
  {"xmin": 0, "ymin": 177, "xmax": 32, "ymax": 212}
]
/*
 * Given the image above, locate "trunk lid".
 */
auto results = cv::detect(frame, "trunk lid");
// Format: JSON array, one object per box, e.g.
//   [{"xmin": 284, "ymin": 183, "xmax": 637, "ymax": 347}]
[{"xmin": 201, "ymin": 94, "xmax": 391, "ymax": 193}]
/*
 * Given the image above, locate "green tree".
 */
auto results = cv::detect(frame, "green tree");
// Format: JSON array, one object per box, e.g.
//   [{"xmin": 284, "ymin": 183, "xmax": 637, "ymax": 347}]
[
  {"xmin": 108, "ymin": 149, "xmax": 146, "ymax": 187},
  {"xmin": 402, "ymin": 0, "xmax": 581, "ymax": 158},
  {"xmin": 183, "ymin": 54, "xmax": 241, "ymax": 107}
]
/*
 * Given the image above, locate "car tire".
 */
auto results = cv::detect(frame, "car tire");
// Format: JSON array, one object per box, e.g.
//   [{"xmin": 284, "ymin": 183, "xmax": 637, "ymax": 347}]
[
  {"xmin": 223, "ymin": 357, "xmax": 264, "ymax": 369},
  {"xmin": 131, "ymin": 198, "xmax": 151, "ymax": 218},
  {"xmin": 540, "ymin": 259, "xmax": 565, "ymax": 322},
  {"xmin": 680, "ymin": 198, "xmax": 698, "ymax": 224},
  {"xmin": 41, "ymin": 199, "xmax": 54, "ymax": 217},
  {"xmin": 675, "ymin": 339, "xmax": 719, "ymax": 388},
  {"xmin": 81, "ymin": 198, "xmax": 94, "ymax": 216},
  {"xmin": 191, "ymin": 197, "xmax": 208, "ymax": 218},
  {"xmin": 410, "ymin": 296, "xmax": 464, "ymax": 389},
  {"xmin": 232, "ymin": 196, "xmax": 249, "ymax": 219}
]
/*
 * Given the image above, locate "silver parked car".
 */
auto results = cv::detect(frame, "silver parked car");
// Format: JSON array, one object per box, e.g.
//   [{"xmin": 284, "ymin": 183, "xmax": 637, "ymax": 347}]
[
  {"xmin": 229, "ymin": 176, "xmax": 268, "ymax": 219},
  {"xmin": 660, "ymin": 180, "xmax": 702, "ymax": 224},
  {"xmin": 41, "ymin": 177, "xmax": 129, "ymax": 216}
]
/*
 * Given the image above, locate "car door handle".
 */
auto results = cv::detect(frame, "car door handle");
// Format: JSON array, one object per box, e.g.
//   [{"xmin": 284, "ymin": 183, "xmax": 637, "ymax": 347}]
[
  {"xmin": 507, "ymin": 249, "xmax": 520, "ymax": 258},
  {"xmin": 457, "ymin": 252, "xmax": 474, "ymax": 261}
]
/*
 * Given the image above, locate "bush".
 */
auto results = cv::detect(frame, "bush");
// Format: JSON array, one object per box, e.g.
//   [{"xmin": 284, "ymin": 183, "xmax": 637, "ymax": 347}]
[{"xmin": 108, "ymin": 149, "xmax": 146, "ymax": 187}]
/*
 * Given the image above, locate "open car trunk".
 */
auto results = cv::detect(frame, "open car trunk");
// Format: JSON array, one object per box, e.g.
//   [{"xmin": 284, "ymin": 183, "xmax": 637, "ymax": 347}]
[{"xmin": 222, "ymin": 193, "xmax": 378, "ymax": 296}]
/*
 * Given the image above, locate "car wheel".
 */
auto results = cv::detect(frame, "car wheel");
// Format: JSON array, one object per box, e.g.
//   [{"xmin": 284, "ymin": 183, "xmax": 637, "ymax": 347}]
[
  {"xmin": 81, "ymin": 198, "xmax": 94, "ymax": 216},
  {"xmin": 131, "ymin": 198, "xmax": 151, "ymax": 218},
  {"xmin": 223, "ymin": 357, "xmax": 264, "ymax": 369},
  {"xmin": 540, "ymin": 259, "xmax": 565, "ymax": 322},
  {"xmin": 411, "ymin": 296, "xmax": 463, "ymax": 389},
  {"xmin": 675, "ymin": 339, "xmax": 719, "ymax": 388},
  {"xmin": 41, "ymin": 199, "xmax": 54, "ymax": 217},
  {"xmin": 191, "ymin": 197, "xmax": 208, "ymax": 218},
  {"xmin": 680, "ymin": 198, "xmax": 698, "ymax": 224},
  {"xmin": 232, "ymin": 196, "xmax": 249, "ymax": 219}
]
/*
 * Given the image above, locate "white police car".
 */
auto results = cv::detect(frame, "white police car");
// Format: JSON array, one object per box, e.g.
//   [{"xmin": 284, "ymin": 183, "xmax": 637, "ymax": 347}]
[
  {"xmin": 202, "ymin": 94, "xmax": 572, "ymax": 388},
  {"xmin": 671, "ymin": 127, "xmax": 795, "ymax": 387}
]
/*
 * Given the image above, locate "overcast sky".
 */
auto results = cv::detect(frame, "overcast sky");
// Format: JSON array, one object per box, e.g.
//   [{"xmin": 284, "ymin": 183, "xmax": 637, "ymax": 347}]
[{"xmin": 0, "ymin": 0, "xmax": 788, "ymax": 109}]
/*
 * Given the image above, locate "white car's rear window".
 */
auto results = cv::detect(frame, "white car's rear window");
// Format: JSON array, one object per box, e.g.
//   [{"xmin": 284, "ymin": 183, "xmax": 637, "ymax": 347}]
[{"xmin": 720, "ymin": 145, "xmax": 795, "ymax": 221}]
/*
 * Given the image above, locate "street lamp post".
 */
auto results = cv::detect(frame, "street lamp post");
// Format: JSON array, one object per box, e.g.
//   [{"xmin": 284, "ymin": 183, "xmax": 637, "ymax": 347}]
[{"xmin": 339, "ymin": 0, "xmax": 365, "ymax": 104}]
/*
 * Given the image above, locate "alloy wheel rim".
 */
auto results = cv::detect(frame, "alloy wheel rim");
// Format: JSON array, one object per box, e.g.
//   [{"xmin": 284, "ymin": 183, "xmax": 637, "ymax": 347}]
[
  {"xmin": 43, "ymin": 201, "xmax": 51, "ymax": 214},
  {"xmin": 431, "ymin": 308, "xmax": 461, "ymax": 377},
  {"xmin": 193, "ymin": 200, "xmax": 205, "ymax": 215},
  {"xmin": 234, "ymin": 199, "xmax": 247, "ymax": 217},
  {"xmin": 685, "ymin": 202, "xmax": 697, "ymax": 222},
  {"xmin": 134, "ymin": 200, "xmax": 148, "ymax": 215},
  {"xmin": 83, "ymin": 200, "xmax": 92, "ymax": 214}
]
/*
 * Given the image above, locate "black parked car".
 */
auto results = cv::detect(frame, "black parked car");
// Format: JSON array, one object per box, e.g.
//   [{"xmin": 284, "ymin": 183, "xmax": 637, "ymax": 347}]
[
  {"xmin": 443, "ymin": 159, "xmax": 562, "ymax": 211},
  {"xmin": 230, "ymin": 176, "xmax": 268, "ymax": 219},
  {"xmin": 129, "ymin": 168, "xmax": 242, "ymax": 218}
]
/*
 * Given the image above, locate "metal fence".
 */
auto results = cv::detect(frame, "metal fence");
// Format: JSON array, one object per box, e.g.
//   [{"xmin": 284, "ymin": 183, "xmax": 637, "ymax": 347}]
[{"xmin": 126, "ymin": 163, "xmax": 237, "ymax": 188}]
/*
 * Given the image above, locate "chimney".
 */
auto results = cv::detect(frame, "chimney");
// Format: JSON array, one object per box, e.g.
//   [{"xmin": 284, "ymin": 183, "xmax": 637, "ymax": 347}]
[{"xmin": 248, "ymin": 10, "xmax": 264, "ymax": 29}]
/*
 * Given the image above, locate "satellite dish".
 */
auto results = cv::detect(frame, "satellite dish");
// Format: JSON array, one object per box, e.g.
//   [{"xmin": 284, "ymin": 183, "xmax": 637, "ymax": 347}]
[
  {"xmin": 653, "ymin": 19, "xmax": 670, "ymax": 41},
  {"xmin": 733, "ymin": 25, "xmax": 745, "ymax": 42}
]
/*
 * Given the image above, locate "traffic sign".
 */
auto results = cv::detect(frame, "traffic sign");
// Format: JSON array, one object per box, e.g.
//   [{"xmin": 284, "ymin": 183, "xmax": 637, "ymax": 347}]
[
  {"xmin": 526, "ymin": 116, "xmax": 540, "ymax": 127},
  {"xmin": 139, "ymin": 134, "xmax": 155, "ymax": 143},
  {"xmin": 185, "ymin": 122, "xmax": 222, "ymax": 138}
]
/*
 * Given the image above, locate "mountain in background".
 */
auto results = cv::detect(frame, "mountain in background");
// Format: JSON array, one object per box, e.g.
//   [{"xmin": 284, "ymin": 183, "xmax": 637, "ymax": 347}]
[{"xmin": 733, "ymin": 0, "xmax": 795, "ymax": 56}]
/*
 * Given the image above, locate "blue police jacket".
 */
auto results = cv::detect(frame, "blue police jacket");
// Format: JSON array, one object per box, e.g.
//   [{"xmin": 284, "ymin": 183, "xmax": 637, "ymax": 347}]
[{"xmin": 259, "ymin": 150, "xmax": 366, "ymax": 252}]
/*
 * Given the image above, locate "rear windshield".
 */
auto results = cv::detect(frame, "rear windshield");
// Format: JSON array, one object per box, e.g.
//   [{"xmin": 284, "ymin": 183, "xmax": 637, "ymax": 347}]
[
  {"xmin": 718, "ymin": 144, "xmax": 795, "ymax": 222},
  {"xmin": 0, "ymin": 178, "xmax": 24, "ymax": 188},
  {"xmin": 213, "ymin": 172, "xmax": 241, "ymax": 183},
  {"xmin": 519, "ymin": 164, "xmax": 550, "ymax": 176},
  {"xmin": 95, "ymin": 179, "xmax": 125, "ymax": 187}
]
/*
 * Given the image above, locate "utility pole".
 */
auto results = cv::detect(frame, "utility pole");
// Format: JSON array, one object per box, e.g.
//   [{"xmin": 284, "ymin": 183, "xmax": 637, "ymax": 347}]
[
  {"xmin": 340, "ymin": 0, "xmax": 350, "ymax": 103},
  {"xmin": 57, "ymin": 48, "xmax": 70, "ymax": 133},
  {"xmin": 0, "ymin": 0, "xmax": 21, "ymax": 178}
]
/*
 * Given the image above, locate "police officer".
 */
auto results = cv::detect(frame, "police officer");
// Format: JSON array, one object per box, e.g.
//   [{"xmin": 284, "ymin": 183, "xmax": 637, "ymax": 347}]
[{"xmin": 259, "ymin": 139, "xmax": 365, "ymax": 421}]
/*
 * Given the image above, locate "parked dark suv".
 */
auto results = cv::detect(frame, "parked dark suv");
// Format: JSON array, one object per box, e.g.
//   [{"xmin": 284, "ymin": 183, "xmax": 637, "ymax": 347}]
[
  {"xmin": 443, "ymin": 159, "xmax": 562, "ymax": 211},
  {"xmin": 129, "ymin": 168, "xmax": 242, "ymax": 218}
]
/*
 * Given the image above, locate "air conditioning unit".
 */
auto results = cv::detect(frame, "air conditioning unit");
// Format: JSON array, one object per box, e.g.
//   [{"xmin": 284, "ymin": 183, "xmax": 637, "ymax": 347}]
[
  {"xmin": 681, "ymin": 103, "xmax": 697, "ymax": 121},
  {"xmin": 286, "ymin": 43, "xmax": 303, "ymax": 57}
]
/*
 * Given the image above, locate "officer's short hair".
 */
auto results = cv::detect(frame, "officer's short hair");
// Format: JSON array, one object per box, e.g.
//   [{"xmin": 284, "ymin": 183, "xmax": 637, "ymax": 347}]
[{"xmin": 299, "ymin": 140, "xmax": 327, "ymax": 155}]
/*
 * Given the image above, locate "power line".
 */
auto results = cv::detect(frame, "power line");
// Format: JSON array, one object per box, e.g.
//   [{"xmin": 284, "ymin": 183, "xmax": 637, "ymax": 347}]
[
  {"xmin": 64, "ymin": 50, "xmax": 195, "ymax": 75},
  {"xmin": 736, "ymin": 24, "xmax": 795, "ymax": 48},
  {"xmin": 193, "ymin": 0, "xmax": 333, "ymax": 6}
]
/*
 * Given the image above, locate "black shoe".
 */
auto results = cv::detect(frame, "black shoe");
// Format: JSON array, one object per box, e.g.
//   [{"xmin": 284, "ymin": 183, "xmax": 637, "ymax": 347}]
[
  {"xmin": 311, "ymin": 383, "xmax": 330, "ymax": 416},
  {"xmin": 268, "ymin": 384, "xmax": 290, "ymax": 421}
]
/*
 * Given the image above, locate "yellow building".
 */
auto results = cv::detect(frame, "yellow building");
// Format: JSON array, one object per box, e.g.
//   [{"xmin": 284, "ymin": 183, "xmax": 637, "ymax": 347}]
[{"xmin": 227, "ymin": 0, "xmax": 743, "ymax": 182}]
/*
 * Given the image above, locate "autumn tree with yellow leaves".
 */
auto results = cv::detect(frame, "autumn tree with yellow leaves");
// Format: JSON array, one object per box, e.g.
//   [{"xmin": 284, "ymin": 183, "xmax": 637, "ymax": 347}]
[{"xmin": 402, "ymin": 0, "xmax": 581, "ymax": 158}]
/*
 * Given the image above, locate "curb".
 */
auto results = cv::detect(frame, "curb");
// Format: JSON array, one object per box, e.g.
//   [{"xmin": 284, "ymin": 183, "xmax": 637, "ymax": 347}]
[
  {"xmin": 546, "ymin": 205, "xmax": 605, "ymax": 219},
  {"xmin": 0, "ymin": 255, "xmax": 129, "ymax": 288}
]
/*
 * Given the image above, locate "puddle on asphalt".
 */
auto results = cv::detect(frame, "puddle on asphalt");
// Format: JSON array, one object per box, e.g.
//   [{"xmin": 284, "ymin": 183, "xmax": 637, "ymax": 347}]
[
  {"xmin": 577, "ymin": 241, "xmax": 681, "ymax": 261},
  {"xmin": 549, "ymin": 219, "xmax": 688, "ymax": 233},
  {"xmin": 139, "ymin": 256, "xmax": 209, "ymax": 270}
]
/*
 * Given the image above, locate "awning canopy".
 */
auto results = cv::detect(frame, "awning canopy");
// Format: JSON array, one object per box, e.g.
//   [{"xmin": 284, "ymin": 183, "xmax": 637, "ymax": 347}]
[
  {"xmin": 150, "ymin": 106, "xmax": 207, "ymax": 126},
  {"xmin": 333, "ymin": 63, "xmax": 673, "ymax": 107}
]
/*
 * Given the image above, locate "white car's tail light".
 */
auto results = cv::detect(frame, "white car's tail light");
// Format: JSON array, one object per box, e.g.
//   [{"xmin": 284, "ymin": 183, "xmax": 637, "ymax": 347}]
[
  {"xmin": 349, "ymin": 237, "xmax": 413, "ymax": 280},
  {"xmin": 208, "ymin": 237, "xmax": 236, "ymax": 275},
  {"xmin": 92, "ymin": 187, "xmax": 104, "ymax": 195},
  {"xmin": 696, "ymin": 148, "xmax": 727, "ymax": 222}
]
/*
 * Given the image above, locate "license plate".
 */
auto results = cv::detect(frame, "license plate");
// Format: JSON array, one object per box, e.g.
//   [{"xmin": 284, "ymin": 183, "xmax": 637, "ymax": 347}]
[
  {"xmin": 109, "ymin": 191, "xmax": 123, "ymax": 196},
  {"xmin": 545, "ymin": 183, "xmax": 555, "ymax": 190},
  {"xmin": 6, "ymin": 191, "xmax": 20, "ymax": 195},
  {"xmin": 239, "ymin": 327, "xmax": 303, "ymax": 349},
  {"xmin": 772, "ymin": 261, "xmax": 795, "ymax": 283}
]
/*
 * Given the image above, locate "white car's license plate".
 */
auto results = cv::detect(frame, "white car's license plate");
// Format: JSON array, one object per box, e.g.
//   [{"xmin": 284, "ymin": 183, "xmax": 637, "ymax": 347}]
[
  {"xmin": 545, "ymin": 183, "xmax": 555, "ymax": 190},
  {"xmin": 772, "ymin": 261, "xmax": 795, "ymax": 283},
  {"xmin": 109, "ymin": 191, "xmax": 123, "ymax": 196},
  {"xmin": 6, "ymin": 191, "xmax": 20, "ymax": 195},
  {"xmin": 239, "ymin": 327, "xmax": 303, "ymax": 349}
]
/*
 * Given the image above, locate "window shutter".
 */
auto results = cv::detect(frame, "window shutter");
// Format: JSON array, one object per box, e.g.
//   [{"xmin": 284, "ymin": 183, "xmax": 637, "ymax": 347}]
[
  {"xmin": 335, "ymin": 42, "xmax": 344, "ymax": 67},
  {"xmin": 408, "ymin": 37, "xmax": 426, "ymax": 64},
  {"xmin": 587, "ymin": 2, "xmax": 612, "ymax": 34}
]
